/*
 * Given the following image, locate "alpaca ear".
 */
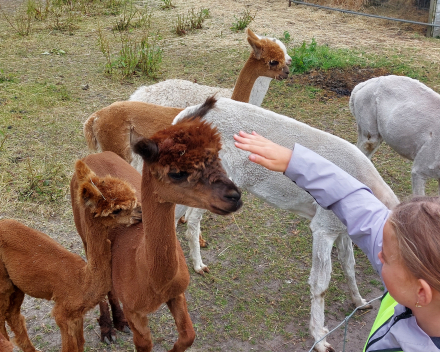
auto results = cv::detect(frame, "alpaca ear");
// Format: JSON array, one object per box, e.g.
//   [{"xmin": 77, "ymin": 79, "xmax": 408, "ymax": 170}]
[
  {"xmin": 78, "ymin": 182, "xmax": 101, "ymax": 211},
  {"xmin": 246, "ymin": 28, "xmax": 263, "ymax": 59},
  {"xmin": 75, "ymin": 160, "xmax": 95, "ymax": 183},
  {"xmin": 133, "ymin": 138, "xmax": 159, "ymax": 165}
]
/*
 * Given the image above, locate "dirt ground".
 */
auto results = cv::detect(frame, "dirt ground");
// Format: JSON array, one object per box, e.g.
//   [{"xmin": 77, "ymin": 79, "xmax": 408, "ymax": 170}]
[
  {"xmin": 290, "ymin": 67, "xmax": 391, "ymax": 96},
  {"xmin": 1, "ymin": 0, "xmax": 440, "ymax": 351}
]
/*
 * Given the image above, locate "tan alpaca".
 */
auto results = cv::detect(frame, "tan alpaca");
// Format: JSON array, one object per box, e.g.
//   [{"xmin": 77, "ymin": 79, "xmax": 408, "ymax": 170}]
[
  {"xmin": 77, "ymin": 97, "xmax": 242, "ymax": 351},
  {"xmin": 128, "ymin": 28, "xmax": 291, "ymax": 107},
  {"xmin": 0, "ymin": 161, "xmax": 140, "ymax": 352},
  {"xmin": 83, "ymin": 28, "xmax": 290, "ymax": 172}
]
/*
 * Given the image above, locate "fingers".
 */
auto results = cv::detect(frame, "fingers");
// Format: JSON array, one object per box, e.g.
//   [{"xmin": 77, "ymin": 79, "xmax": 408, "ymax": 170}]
[
  {"xmin": 249, "ymin": 153, "xmax": 273, "ymax": 169},
  {"xmin": 234, "ymin": 131, "xmax": 293, "ymax": 172}
]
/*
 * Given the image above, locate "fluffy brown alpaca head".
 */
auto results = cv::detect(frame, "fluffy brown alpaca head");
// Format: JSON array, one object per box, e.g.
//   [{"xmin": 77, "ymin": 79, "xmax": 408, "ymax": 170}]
[
  {"xmin": 246, "ymin": 28, "xmax": 289, "ymax": 80},
  {"xmin": 75, "ymin": 160, "xmax": 142, "ymax": 226},
  {"xmin": 133, "ymin": 97, "xmax": 242, "ymax": 215}
]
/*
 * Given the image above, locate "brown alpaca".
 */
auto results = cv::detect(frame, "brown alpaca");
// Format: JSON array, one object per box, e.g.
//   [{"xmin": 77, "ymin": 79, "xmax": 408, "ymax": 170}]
[
  {"xmin": 0, "ymin": 332, "xmax": 13, "ymax": 352},
  {"xmin": 0, "ymin": 161, "xmax": 140, "ymax": 352},
  {"xmin": 82, "ymin": 28, "xmax": 289, "ymax": 274},
  {"xmin": 77, "ymin": 97, "xmax": 242, "ymax": 351}
]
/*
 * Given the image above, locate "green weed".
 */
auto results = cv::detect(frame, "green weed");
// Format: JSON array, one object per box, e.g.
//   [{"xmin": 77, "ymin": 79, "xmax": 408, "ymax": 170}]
[
  {"xmin": 113, "ymin": 0, "xmax": 140, "ymax": 31},
  {"xmin": 160, "ymin": 0, "xmax": 176, "ymax": 10},
  {"xmin": 280, "ymin": 30, "xmax": 292, "ymax": 45},
  {"xmin": 175, "ymin": 7, "xmax": 210, "ymax": 35},
  {"xmin": 18, "ymin": 158, "xmax": 67, "ymax": 203},
  {"xmin": 0, "ymin": 69, "xmax": 15, "ymax": 83},
  {"xmin": 230, "ymin": 9, "xmax": 255, "ymax": 32},
  {"xmin": 0, "ymin": 130, "xmax": 7, "ymax": 152},
  {"xmin": 288, "ymin": 38, "xmax": 432, "ymax": 80},
  {"xmin": 0, "ymin": 3, "xmax": 33, "ymax": 36},
  {"xmin": 98, "ymin": 29, "xmax": 163, "ymax": 77},
  {"xmin": 26, "ymin": 0, "xmax": 50, "ymax": 21},
  {"xmin": 137, "ymin": 33, "xmax": 163, "ymax": 77},
  {"xmin": 47, "ymin": 3, "xmax": 80, "ymax": 33}
]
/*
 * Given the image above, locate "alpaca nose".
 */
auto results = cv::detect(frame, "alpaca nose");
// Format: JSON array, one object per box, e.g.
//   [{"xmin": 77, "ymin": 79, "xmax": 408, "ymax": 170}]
[{"xmin": 224, "ymin": 189, "xmax": 242, "ymax": 205}]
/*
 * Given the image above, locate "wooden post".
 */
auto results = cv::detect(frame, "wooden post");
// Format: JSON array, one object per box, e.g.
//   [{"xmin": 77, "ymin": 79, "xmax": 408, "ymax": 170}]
[{"xmin": 427, "ymin": 0, "xmax": 440, "ymax": 37}]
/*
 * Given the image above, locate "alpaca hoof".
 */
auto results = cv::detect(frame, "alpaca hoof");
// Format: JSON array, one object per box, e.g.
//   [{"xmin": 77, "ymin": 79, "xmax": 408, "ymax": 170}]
[
  {"xmin": 114, "ymin": 319, "xmax": 130, "ymax": 333},
  {"xmin": 195, "ymin": 265, "xmax": 209, "ymax": 275},
  {"xmin": 313, "ymin": 341, "xmax": 335, "ymax": 352},
  {"xmin": 178, "ymin": 216, "xmax": 186, "ymax": 224},
  {"xmin": 358, "ymin": 303, "xmax": 373, "ymax": 310},
  {"xmin": 101, "ymin": 330, "xmax": 117, "ymax": 344}
]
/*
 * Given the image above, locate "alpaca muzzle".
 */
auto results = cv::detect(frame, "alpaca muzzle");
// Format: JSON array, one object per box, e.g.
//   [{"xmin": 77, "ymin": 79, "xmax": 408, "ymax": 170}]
[{"xmin": 277, "ymin": 66, "xmax": 290, "ymax": 80}]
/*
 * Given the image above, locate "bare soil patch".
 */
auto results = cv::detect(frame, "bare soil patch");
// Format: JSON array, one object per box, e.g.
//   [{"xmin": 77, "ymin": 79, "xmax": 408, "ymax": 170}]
[{"xmin": 289, "ymin": 67, "xmax": 391, "ymax": 96}]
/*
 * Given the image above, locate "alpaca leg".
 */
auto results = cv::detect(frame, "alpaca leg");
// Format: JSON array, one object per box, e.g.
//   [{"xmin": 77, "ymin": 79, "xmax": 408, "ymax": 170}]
[
  {"xmin": 411, "ymin": 170, "xmax": 426, "ymax": 196},
  {"xmin": 186, "ymin": 207, "xmax": 207, "ymax": 247},
  {"xmin": 124, "ymin": 309, "xmax": 153, "ymax": 352},
  {"xmin": 411, "ymin": 143, "xmax": 439, "ymax": 196},
  {"xmin": 0, "ymin": 266, "xmax": 13, "ymax": 342},
  {"xmin": 108, "ymin": 288, "xmax": 130, "ymax": 333},
  {"xmin": 6, "ymin": 289, "xmax": 38, "ymax": 352},
  {"xmin": 0, "ymin": 332, "xmax": 13, "ymax": 352},
  {"xmin": 308, "ymin": 211, "xmax": 338, "ymax": 352},
  {"xmin": 184, "ymin": 208, "xmax": 209, "ymax": 274},
  {"xmin": 74, "ymin": 317, "xmax": 85, "ymax": 352},
  {"xmin": 98, "ymin": 299, "xmax": 115, "ymax": 344},
  {"xmin": 52, "ymin": 306, "xmax": 82, "ymax": 352},
  {"xmin": 166, "ymin": 293, "xmax": 195, "ymax": 352},
  {"xmin": 334, "ymin": 233, "xmax": 370, "ymax": 309},
  {"xmin": 174, "ymin": 204, "xmax": 188, "ymax": 227},
  {"xmin": 411, "ymin": 163, "xmax": 427, "ymax": 196}
]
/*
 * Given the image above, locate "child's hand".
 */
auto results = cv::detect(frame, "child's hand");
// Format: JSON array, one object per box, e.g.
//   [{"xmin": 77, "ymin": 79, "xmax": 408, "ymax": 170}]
[{"xmin": 234, "ymin": 131, "xmax": 293, "ymax": 172}]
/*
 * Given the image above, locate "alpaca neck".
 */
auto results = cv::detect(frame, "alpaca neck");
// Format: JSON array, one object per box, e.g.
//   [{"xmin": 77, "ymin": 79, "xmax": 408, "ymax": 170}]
[
  {"xmin": 249, "ymin": 76, "xmax": 272, "ymax": 106},
  {"xmin": 231, "ymin": 57, "xmax": 262, "ymax": 103},
  {"xmin": 82, "ymin": 217, "xmax": 112, "ymax": 295},
  {"xmin": 141, "ymin": 171, "xmax": 179, "ymax": 290}
]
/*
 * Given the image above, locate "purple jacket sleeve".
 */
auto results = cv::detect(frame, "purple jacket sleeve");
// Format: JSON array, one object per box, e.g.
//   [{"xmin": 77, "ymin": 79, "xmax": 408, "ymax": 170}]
[{"xmin": 284, "ymin": 143, "xmax": 390, "ymax": 278}]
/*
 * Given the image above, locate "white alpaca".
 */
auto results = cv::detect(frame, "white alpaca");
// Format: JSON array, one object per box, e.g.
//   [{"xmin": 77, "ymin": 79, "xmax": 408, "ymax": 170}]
[
  {"xmin": 350, "ymin": 75, "xmax": 440, "ymax": 195},
  {"xmin": 128, "ymin": 29, "xmax": 291, "ymax": 272},
  {"xmin": 173, "ymin": 97, "xmax": 399, "ymax": 352},
  {"xmin": 85, "ymin": 29, "xmax": 291, "ymax": 274},
  {"xmin": 129, "ymin": 29, "xmax": 292, "ymax": 108}
]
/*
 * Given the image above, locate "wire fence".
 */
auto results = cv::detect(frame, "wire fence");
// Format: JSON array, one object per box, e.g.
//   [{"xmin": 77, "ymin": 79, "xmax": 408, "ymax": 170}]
[
  {"xmin": 308, "ymin": 295, "xmax": 383, "ymax": 352},
  {"xmin": 288, "ymin": 0, "xmax": 440, "ymax": 28}
]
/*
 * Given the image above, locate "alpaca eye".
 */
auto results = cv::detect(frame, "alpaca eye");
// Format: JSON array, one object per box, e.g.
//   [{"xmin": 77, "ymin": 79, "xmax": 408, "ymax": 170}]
[
  {"xmin": 168, "ymin": 171, "xmax": 189, "ymax": 181},
  {"xmin": 269, "ymin": 60, "xmax": 279, "ymax": 66},
  {"xmin": 112, "ymin": 209, "xmax": 122, "ymax": 215}
]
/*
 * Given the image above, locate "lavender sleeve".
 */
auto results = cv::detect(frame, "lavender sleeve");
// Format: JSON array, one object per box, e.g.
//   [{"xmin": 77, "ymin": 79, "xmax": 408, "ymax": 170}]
[{"xmin": 284, "ymin": 143, "xmax": 390, "ymax": 278}]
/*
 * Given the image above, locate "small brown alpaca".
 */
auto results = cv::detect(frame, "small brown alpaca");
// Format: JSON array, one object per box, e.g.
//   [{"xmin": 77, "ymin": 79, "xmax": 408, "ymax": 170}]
[
  {"xmin": 0, "ymin": 161, "xmax": 140, "ymax": 352},
  {"xmin": 0, "ymin": 332, "xmax": 13, "ymax": 352},
  {"xmin": 77, "ymin": 97, "xmax": 242, "ymax": 351}
]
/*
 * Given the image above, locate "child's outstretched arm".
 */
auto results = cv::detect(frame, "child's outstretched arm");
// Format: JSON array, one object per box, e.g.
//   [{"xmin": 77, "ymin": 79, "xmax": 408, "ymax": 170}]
[
  {"xmin": 234, "ymin": 130, "xmax": 390, "ymax": 276},
  {"xmin": 234, "ymin": 131, "xmax": 292, "ymax": 172}
]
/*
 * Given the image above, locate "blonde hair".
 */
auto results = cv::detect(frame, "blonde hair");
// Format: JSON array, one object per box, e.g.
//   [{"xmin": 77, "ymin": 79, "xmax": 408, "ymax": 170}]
[{"xmin": 389, "ymin": 197, "xmax": 440, "ymax": 292}]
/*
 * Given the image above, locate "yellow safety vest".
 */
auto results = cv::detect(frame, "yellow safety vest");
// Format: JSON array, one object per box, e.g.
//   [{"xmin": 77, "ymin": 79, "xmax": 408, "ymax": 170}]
[{"xmin": 363, "ymin": 292, "xmax": 402, "ymax": 352}]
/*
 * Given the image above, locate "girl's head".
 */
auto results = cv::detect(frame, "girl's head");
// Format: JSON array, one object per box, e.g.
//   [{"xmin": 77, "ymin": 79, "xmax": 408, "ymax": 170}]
[{"xmin": 387, "ymin": 197, "xmax": 440, "ymax": 296}]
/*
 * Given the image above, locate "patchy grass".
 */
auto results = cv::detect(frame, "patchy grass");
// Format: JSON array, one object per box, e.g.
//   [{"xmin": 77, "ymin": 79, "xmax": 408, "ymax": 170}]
[
  {"xmin": 230, "ymin": 8, "xmax": 255, "ymax": 32},
  {"xmin": 0, "ymin": 0, "xmax": 439, "ymax": 350}
]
